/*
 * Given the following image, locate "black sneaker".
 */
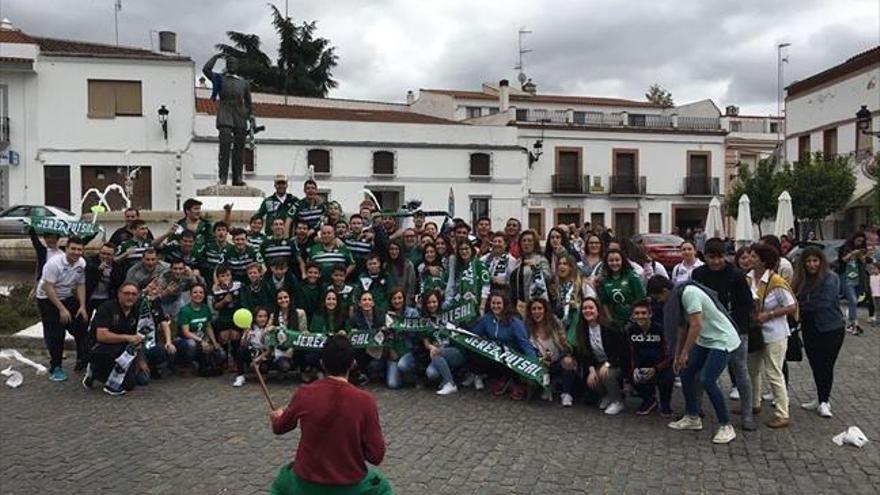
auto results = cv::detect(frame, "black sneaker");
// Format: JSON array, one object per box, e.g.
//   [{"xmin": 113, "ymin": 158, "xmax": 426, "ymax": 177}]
[
  {"xmin": 659, "ymin": 403, "xmax": 673, "ymax": 417},
  {"xmin": 81, "ymin": 363, "xmax": 94, "ymax": 390},
  {"xmin": 635, "ymin": 398, "xmax": 658, "ymax": 416},
  {"xmin": 103, "ymin": 385, "xmax": 125, "ymax": 396},
  {"xmin": 74, "ymin": 361, "xmax": 88, "ymax": 372}
]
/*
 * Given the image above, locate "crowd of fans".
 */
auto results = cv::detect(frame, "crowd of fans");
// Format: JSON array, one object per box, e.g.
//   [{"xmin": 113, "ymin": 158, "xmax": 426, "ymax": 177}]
[{"xmin": 31, "ymin": 174, "xmax": 862, "ymax": 445}]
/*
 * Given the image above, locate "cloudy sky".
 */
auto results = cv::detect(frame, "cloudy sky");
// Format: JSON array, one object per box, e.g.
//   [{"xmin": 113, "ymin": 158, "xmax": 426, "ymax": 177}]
[{"xmin": 4, "ymin": 0, "xmax": 879, "ymax": 114}]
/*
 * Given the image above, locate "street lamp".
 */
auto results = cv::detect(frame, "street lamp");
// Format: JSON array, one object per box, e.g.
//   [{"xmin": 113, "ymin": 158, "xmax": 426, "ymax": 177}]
[
  {"xmin": 856, "ymin": 105, "xmax": 879, "ymax": 137},
  {"xmin": 527, "ymin": 118, "xmax": 550, "ymax": 166},
  {"xmin": 158, "ymin": 104, "xmax": 169, "ymax": 141}
]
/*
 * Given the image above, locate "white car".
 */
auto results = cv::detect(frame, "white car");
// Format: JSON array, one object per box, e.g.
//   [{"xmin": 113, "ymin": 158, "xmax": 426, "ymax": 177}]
[{"xmin": 0, "ymin": 205, "xmax": 80, "ymax": 237}]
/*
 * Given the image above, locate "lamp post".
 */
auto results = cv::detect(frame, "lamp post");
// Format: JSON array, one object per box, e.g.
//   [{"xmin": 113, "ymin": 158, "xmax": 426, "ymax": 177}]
[
  {"xmin": 856, "ymin": 105, "xmax": 879, "ymax": 137},
  {"xmin": 158, "ymin": 105, "xmax": 169, "ymax": 141},
  {"xmin": 527, "ymin": 118, "xmax": 550, "ymax": 166}
]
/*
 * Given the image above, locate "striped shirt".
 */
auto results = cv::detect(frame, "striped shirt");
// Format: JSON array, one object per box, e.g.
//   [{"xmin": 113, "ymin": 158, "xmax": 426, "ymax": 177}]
[
  {"xmin": 291, "ymin": 198, "xmax": 325, "ymax": 230},
  {"xmin": 344, "ymin": 235, "xmax": 373, "ymax": 260},
  {"xmin": 261, "ymin": 237, "xmax": 296, "ymax": 262},
  {"xmin": 308, "ymin": 243, "xmax": 354, "ymax": 281},
  {"xmin": 257, "ymin": 193, "xmax": 297, "ymax": 234},
  {"xmin": 224, "ymin": 245, "xmax": 263, "ymax": 283},
  {"xmin": 247, "ymin": 231, "xmax": 267, "ymax": 251},
  {"xmin": 200, "ymin": 238, "xmax": 229, "ymax": 279},
  {"xmin": 117, "ymin": 238, "xmax": 152, "ymax": 270}
]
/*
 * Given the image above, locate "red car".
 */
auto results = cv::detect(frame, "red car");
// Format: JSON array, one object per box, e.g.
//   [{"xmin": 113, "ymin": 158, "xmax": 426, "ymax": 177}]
[{"xmin": 632, "ymin": 233, "xmax": 685, "ymax": 270}]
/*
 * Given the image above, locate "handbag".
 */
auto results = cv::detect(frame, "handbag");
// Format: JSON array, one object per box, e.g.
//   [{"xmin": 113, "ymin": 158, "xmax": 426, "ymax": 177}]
[
  {"xmin": 747, "ymin": 324, "xmax": 765, "ymax": 353},
  {"xmin": 786, "ymin": 328, "xmax": 804, "ymax": 362}
]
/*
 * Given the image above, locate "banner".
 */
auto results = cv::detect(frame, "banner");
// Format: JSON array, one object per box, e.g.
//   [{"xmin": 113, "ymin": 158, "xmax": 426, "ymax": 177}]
[
  {"xmin": 448, "ymin": 330, "xmax": 549, "ymax": 388},
  {"xmin": 279, "ymin": 330, "xmax": 384, "ymax": 350},
  {"xmin": 388, "ymin": 300, "xmax": 479, "ymax": 334},
  {"xmin": 29, "ymin": 215, "xmax": 102, "ymax": 237},
  {"xmin": 374, "ymin": 209, "xmax": 451, "ymax": 219}
]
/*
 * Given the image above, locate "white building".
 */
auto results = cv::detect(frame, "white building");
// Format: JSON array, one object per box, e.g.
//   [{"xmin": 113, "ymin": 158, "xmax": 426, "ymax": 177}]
[
  {"xmin": 0, "ymin": 22, "xmax": 194, "ymax": 213},
  {"xmin": 412, "ymin": 81, "xmax": 727, "ymax": 237},
  {"xmin": 189, "ymin": 91, "xmax": 525, "ymax": 226},
  {"xmin": 785, "ymin": 45, "xmax": 879, "ymax": 235}
]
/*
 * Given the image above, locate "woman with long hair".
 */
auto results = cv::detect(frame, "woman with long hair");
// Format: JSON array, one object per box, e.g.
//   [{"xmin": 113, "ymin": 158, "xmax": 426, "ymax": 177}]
[
  {"xmin": 444, "ymin": 241, "xmax": 490, "ymax": 313},
  {"xmin": 397, "ymin": 290, "xmax": 467, "ymax": 395},
  {"xmin": 434, "ymin": 234, "xmax": 452, "ymax": 273},
  {"xmin": 349, "ymin": 291, "xmax": 390, "ymax": 387},
  {"xmin": 596, "ymin": 248, "xmax": 646, "ymax": 327},
  {"xmin": 747, "ymin": 243, "xmax": 798, "ymax": 429},
  {"xmin": 385, "ymin": 242, "xmax": 417, "ymax": 308},
  {"xmin": 310, "ymin": 289, "xmax": 349, "ymax": 334},
  {"xmin": 793, "ymin": 246, "xmax": 845, "ymax": 417},
  {"xmin": 545, "ymin": 227, "xmax": 575, "ymax": 274},
  {"xmin": 471, "ymin": 292, "xmax": 536, "ymax": 400},
  {"xmin": 481, "ymin": 231, "xmax": 516, "ymax": 291},
  {"xmin": 837, "ymin": 231, "xmax": 871, "ymax": 334},
  {"xmin": 550, "ymin": 254, "xmax": 595, "ymax": 326},
  {"xmin": 417, "ymin": 242, "xmax": 446, "ymax": 299},
  {"xmin": 734, "ymin": 246, "xmax": 753, "ymax": 273},
  {"xmin": 575, "ymin": 297, "xmax": 628, "ymax": 415},
  {"xmin": 525, "ymin": 298, "xmax": 577, "ymax": 406},
  {"xmin": 581, "ymin": 234, "xmax": 605, "ymax": 281},
  {"xmin": 269, "ymin": 289, "xmax": 308, "ymax": 375},
  {"xmin": 671, "ymin": 240, "xmax": 704, "ymax": 286},
  {"xmin": 510, "ymin": 230, "xmax": 552, "ymax": 317}
]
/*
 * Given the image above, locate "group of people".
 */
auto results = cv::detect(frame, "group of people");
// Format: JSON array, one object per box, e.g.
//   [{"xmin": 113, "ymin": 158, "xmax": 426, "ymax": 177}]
[{"xmin": 33, "ymin": 174, "xmax": 852, "ymax": 448}]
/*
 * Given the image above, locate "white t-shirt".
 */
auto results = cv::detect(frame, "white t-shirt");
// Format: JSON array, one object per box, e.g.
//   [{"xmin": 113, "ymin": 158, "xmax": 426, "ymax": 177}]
[
  {"xmin": 749, "ymin": 270, "xmax": 795, "ymax": 344},
  {"xmin": 671, "ymin": 259, "xmax": 704, "ymax": 286},
  {"xmin": 588, "ymin": 323, "xmax": 607, "ymax": 362},
  {"xmin": 37, "ymin": 255, "xmax": 86, "ymax": 300}
]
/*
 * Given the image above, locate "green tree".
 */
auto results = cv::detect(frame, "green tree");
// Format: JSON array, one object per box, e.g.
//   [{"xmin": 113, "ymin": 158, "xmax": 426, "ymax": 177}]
[
  {"xmin": 645, "ymin": 83, "xmax": 674, "ymax": 107},
  {"xmin": 787, "ymin": 152, "xmax": 857, "ymax": 237},
  {"xmin": 725, "ymin": 157, "xmax": 785, "ymax": 235},
  {"xmin": 213, "ymin": 3, "xmax": 338, "ymax": 97}
]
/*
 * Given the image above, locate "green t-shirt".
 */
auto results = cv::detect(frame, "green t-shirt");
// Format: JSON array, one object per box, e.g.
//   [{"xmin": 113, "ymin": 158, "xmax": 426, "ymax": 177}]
[
  {"xmin": 178, "ymin": 303, "xmax": 212, "ymax": 338},
  {"xmin": 257, "ymin": 193, "xmax": 297, "ymax": 234},
  {"xmin": 598, "ymin": 270, "xmax": 646, "ymax": 326},
  {"xmin": 681, "ymin": 285, "xmax": 741, "ymax": 352},
  {"xmin": 296, "ymin": 282, "xmax": 323, "ymax": 320},
  {"xmin": 308, "ymin": 243, "xmax": 354, "ymax": 283}
]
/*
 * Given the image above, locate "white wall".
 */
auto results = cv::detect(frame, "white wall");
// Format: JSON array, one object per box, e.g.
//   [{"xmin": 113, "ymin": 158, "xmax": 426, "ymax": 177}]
[{"xmin": 785, "ymin": 67, "xmax": 880, "ymax": 138}]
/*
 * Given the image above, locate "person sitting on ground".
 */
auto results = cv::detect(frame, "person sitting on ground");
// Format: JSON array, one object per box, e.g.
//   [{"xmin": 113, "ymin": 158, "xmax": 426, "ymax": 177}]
[
  {"xmin": 625, "ymin": 299, "xmax": 673, "ymax": 416},
  {"xmin": 268, "ymin": 289, "xmax": 309, "ymax": 377},
  {"xmin": 232, "ymin": 306, "xmax": 273, "ymax": 387},
  {"xmin": 525, "ymin": 298, "xmax": 577, "ymax": 407},
  {"xmin": 269, "ymin": 334, "xmax": 391, "ymax": 494},
  {"xmin": 470, "ymin": 293, "xmax": 536, "ymax": 401},
  {"xmin": 348, "ymin": 292, "xmax": 389, "ymax": 386},
  {"xmin": 647, "ymin": 275, "xmax": 741, "ymax": 444},
  {"xmin": 176, "ymin": 283, "xmax": 224, "ymax": 371},
  {"xmin": 575, "ymin": 297, "xmax": 629, "ymax": 415}
]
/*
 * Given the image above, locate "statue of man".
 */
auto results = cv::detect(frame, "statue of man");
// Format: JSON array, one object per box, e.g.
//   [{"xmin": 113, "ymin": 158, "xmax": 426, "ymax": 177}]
[{"xmin": 203, "ymin": 55, "xmax": 253, "ymax": 186}]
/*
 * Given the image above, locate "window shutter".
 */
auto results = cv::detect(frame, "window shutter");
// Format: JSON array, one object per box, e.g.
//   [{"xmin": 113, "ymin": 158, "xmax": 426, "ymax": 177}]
[
  {"xmin": 115, "ymin": 81, "xmax": 142, "ymax": 116},
  {"xmin": 88, "ymin": 80, "xmax": 115, "ymax": 118}
]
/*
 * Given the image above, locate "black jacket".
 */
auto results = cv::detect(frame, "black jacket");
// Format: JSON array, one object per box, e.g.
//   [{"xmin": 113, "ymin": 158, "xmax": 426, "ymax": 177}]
[
  {"xmin": 691, "ymin": 262, "xmax": 752, "ymax": 334},
  {"xmin": 85, "ymin": 254, "xmax": 125, "ymax": 301},
  {"xmin": 576, "ymin": 324, "xmax": 629, "ymax": 370}
]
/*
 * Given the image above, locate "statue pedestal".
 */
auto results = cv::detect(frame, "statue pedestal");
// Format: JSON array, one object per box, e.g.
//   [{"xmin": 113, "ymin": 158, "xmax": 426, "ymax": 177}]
[{"xmin": 195, "ymin": 184, "xmax": 265, "ymax": 211}]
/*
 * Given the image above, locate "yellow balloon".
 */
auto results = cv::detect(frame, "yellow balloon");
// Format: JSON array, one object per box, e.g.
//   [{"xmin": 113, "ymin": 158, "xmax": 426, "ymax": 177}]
[
  {"xmin": 233, "ymin": 308, "xmax": 253, "ymax": 329},
  {"xmin": 91, "ymin": 205, "xmax": 106, "ymax": 214}
]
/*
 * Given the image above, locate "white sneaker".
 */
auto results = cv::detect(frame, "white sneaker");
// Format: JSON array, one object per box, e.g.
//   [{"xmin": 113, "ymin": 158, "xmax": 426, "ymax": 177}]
[
  {"xmin": 728, "ymin": 388, "xmax": 740, "ymax": 400},
  {"xmin": 436, "ymin": 382, "xmax": 458, "ymax": 396},
  {"xmin": 801, "ymin": 399, "xmax": 819, "ymax": 410},
  {"xmin": 473, "ymin": 375, "xmax": 485, "ymax": 390},
  {"xmin": 604, "ymin": 401, "xmax": 624, "ymax": 415},
  {"xmin": 667, "ymin": 415, "xmax": 703, "ymax": 431},
  {"xmin": 674, "ymin": 377, "xmax": 682, "ymax": 388},
  {"xmin": 561, "ymin": 393, "xmax": 573, "ymax": 407},
  {"xmin": 817, "ymin": 402, "xmax": 833, "ymax": 418},
  {"xmin": 712, "ymin": 425, "xmax": 737, "ymax": 444},
  {"xmin": 233, "ymin": 375, "xmax": 246, "ymax": 387},
  {"xmin": 598, "ymin": 397, "xmax": 612, "ymax": 410},
  {"xmin": 762, "ymin": 391, "xmax": 774, "ymax": 401}
]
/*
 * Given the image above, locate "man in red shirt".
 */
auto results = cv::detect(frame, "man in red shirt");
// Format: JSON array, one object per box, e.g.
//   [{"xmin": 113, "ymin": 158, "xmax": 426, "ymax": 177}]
[{"xmin": 269, "ymin": 335, "xmax": 392, "ymax": 494}]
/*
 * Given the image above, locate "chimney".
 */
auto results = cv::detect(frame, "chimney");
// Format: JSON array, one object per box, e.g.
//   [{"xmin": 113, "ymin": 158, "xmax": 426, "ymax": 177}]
[
  {"xmin": 499, "ymin": 79, "xmax": 510, "ymax": 112},
  {"xmin": 198, "ymin": 76, "xmax": 207, "ymax": 88},
  {"xmin": 406, "ymin": 90, "xmax": 415, "ymax": 105},
  {"xmin": 158, "ymin": 31, "xmax": 177, "ymax": 53},
  {"xmin": 725, "ymin": 105, "xmax": 740, "ymax": 116}
]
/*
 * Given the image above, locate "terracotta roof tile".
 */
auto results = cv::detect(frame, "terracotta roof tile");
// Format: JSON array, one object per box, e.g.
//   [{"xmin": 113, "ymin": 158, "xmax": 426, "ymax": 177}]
[
  {"xmin": 0, "ymin": 56, "xmax": 34, "ymax": 64},
  {"xmin": 421, "ymin": 88, "xmax": 661, "ymax": 108},
  {"xmin": 196, "ymin": 98, "xmax": 459, "ymax": 125},
  {"xmin": 0, "ymin": 29, "xmax": 35, "ymax": 44},
  {"xmin": 787, "ymin": 45, "xmax": 880, "ymax": 99},
  {"xmin": 31, "ymin": 36, "xmax": 190, "ymax": 61}
]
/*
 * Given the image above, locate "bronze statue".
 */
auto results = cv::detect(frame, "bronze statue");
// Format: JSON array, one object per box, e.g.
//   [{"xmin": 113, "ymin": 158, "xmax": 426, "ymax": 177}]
[{"xmin": 202, "ymin": 55, "xmax": 256, "ymax": 186}]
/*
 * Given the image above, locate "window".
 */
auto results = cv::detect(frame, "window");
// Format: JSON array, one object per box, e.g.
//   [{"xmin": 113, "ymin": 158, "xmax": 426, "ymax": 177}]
[
  {"xmin": 365, "ymin": 189, "xmax": 401, "ymax": 210},
  {"xmin": 317, "ymin": 190, "xmax": 330, "ymax": 203},
  {"xmin": 856, "ymin": 119, "xmax": 873, "ymax": 156},
  {"xmin": 628, "ymin": 114, "xmax": 646, "ymax": 127},
  {"xmin": 614, "ymin": 151, "xmax": 637, "ymax": 177},
  {"xmin": 556, "ymin": 148, "xmax": 581, "ymax": 178},
  {"xmin": 43, "ymin": 165, "xmax": 70, "ymax": 211},
  {"xmin": 87, "ymin": 80, "xmax": 142, "ymax": 118},
  {"xmin": 243, "ymin": 148, "xmax": 255, "ymax": 174},
  {"xmin": 487, "ymin": 107, "xmax": 499, "ymax": 115},
  {"xmin": 555, "ymin": 209, "xmax": 582, "ymax": 228},
  {"xmin": 465, "ymin": 107, "xmax": 482, "ymax": 119},
  {"xmin": 769, "ymin": 122, "xmax": 779, "ymax": 133},
  {"xmin": 649, "ymin": 213, "xmax": 662, "ymax": 233},
  {"xmin": 516, "ymin": 108, "xmax": 529, "ymax": 121},
  {"xmin": 470, "ymin": 197, "xmax": 490, "ymax": 227},
  {"xmin": 469, "ymin": 153, "xmax": 491, "ymax": 178},
  {"xmin": 528, "ymin": 209, "xmax": 545, "ymax": 236},
  {"xmin": 688, "ymin": 152, "xmax": 710, "ymax": 177},
  {"xmin": 590, "ymin": 212, "xmax": 605, "ymax": 229},
  {"xmin": 573, "ymin": 111, "xmax": 586, "ymax": 124},
  {"xmin": 823, "ymin": 128, "xmax": 838, "ymax": 157},
  {"xmin": 372, "ymin": 151, "xmax": 395, "ymax": 176},
  {"xmin": 308, "ymin": 149, "xmax": 331, "ymax": 175},
  {"xmin": 798, "ymin": 135, "xmax": 811, "ymax": 159}
]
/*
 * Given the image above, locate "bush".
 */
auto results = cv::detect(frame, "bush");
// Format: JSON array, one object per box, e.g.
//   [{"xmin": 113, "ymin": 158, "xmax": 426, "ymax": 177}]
[{"xmin": 0, "ymin": 284, "xmax": 40, "ymax": 335}]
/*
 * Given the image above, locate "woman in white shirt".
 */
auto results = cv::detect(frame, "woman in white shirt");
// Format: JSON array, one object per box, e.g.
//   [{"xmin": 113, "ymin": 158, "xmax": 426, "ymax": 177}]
[
  {"xmin": 746, "ymin": 243, "xmax": 798, "ymax": 429},
  {"xmin": 671, "ymin": 241, "xmax": 704, "ymax": 286}
]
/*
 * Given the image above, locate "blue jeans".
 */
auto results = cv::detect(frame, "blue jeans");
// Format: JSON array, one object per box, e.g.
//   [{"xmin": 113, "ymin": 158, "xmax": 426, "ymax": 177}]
[
  {"xmin": 680, "ymin": 345, "xmax": 731, "ymax": 425},
  {"xmin": 399, "ymin": 347, "xmax": 465, "ymax": 386},
  {"xmin": 842, "ymin": 279, "xmax": 859, "ymax": 322}
]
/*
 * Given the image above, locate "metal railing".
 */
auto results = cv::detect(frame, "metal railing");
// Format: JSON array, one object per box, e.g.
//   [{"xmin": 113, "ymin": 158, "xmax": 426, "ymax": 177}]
[
  {"xmin": 683, "ymin": 176, "xmax": 719, "ymax": 196},
  {"xmin": 610, "ymin": 175, "xmax": 646, "ymax": 195},
  {"xmin": 678, "ymin": 116, "xmax": 721, "ymax": 131},
  {"xmin": 514, "ymin": 108, "xmax": 720, "ymax": 131},
  {"xmin": 551, "ymin": 174, "xmax": 590, "ymax": 195}
]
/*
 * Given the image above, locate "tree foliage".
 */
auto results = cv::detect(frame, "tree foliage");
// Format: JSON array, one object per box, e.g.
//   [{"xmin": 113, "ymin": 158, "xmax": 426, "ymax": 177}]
[
  {"xmin": 725, "ymin": 157, "xmax": 784, "ymax": 230},
  {"xmin": 787, "ymin": 152, "xmax": 857, "ymax": 226},
  {"xmin": 213, "ymin": 3, "xmax": 338, "ymax": 97},
  {"xmin": 645, "ymin": 83, "xmax": 674, "ymax": 107}
]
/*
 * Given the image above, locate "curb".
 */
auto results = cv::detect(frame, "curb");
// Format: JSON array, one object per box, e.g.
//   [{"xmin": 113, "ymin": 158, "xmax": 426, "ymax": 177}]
[{"xmin": 0, "ymin": 334, "xmax": 74, "ymax": 352}]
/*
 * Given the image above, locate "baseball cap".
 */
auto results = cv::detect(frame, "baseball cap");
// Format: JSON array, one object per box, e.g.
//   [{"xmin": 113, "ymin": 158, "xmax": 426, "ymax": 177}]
[{"xmin": 274, "ymin": 174, "xmax": 288, "ymax": 183}]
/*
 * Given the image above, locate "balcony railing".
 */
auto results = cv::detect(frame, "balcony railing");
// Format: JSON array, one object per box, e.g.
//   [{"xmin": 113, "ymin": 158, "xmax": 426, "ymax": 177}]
[
  {"xmin": 610, "ymin": 175, "xmax": 646, "ymax": 195},
  {"xmin": 551, "ymin": 174, "xmax": 590, "ymax": 195},
  {"xmin": 515, "ymin": 109, "xmax": 721, "ymax": 132},
  {"xmin": 683, "ymin": 176, "xmax": 720, "ymax": 196},
  {"xmin": 0, "ymin": 117, "xmax": 9, "ymax": 148},
  {"xmin": 677, "ymin": 116, "xmax": 721, "ymax": 131}
]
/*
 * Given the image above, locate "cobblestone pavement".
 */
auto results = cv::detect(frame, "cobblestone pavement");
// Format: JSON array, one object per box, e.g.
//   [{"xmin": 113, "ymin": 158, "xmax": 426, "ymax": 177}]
[{"xmin": 2, "ymin": 324, "xmax": 879, "ymax": 495}]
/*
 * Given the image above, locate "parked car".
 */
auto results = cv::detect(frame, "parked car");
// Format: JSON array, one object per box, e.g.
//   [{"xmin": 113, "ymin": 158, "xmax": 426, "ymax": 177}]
[
  {"xmin": 786, "ymin": 240, "xmax": 846, "ymax": 268},
  {"xmin": 0, "ymin": 205, "xmax": 80, "ymax": 237},
  {"xmin": 632, "ymin": 233, "xmax": 685, "ymax": 269}
]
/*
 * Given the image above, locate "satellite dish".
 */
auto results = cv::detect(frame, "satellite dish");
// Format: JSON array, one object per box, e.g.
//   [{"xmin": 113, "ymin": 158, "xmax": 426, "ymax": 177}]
[{"xmin": 517, "ymin": 72, "xmax": 527, "ymax": 84}]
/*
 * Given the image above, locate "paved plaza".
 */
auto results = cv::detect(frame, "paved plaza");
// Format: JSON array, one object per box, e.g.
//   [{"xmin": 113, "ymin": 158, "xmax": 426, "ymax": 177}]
[{"xmin": 1, "ymin": 326, "xmax": 879, "ymax": 495}]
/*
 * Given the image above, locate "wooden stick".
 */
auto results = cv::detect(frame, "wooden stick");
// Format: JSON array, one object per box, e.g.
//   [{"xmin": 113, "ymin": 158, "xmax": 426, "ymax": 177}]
[{"xmin": 253, "ymin": 362, "xmax": 276, "ymax": 411}]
